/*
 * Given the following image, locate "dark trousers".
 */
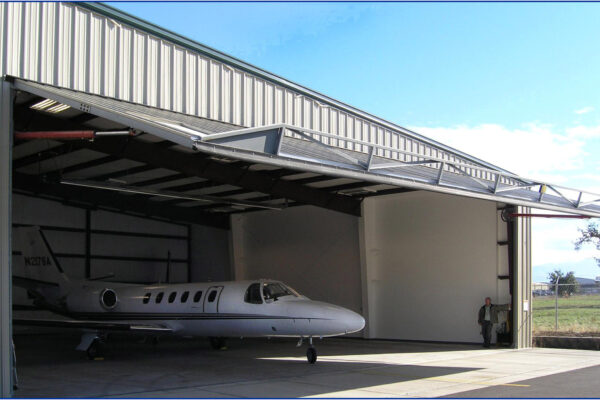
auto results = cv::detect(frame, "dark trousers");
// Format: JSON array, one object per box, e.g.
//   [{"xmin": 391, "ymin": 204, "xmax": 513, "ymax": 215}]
[{"xmin": 482, "ymin": 320, "xmax": 492, "ymax": 347}]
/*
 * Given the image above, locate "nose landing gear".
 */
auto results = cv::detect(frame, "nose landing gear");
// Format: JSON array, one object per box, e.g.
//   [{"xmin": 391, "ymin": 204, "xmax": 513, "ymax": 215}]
[
  {"xmin": 298, "ymin": 336, "xmax": 317, "ymax": 364},
  {"xmin": 306, "ymin": 346, "xmax": 317, "ymax": 364}
]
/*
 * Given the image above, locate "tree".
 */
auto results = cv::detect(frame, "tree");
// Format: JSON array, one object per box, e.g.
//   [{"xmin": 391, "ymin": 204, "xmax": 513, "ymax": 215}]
[
  {"xmin": 547, "ymin": 269, "xmax": 579, "ymax": 296},
  {"xmin": 575, "ymin": 222, "xmax": 600, "ymax": 267}
]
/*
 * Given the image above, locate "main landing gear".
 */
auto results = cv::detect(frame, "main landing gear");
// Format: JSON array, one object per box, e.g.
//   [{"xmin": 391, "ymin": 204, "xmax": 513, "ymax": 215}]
[
  {"xmin": 209, "ymin": 337, "xmax": 227, "ymax": 350},
  {"xmin": 86, "ymin": 338, "xmax": 106, "ymax": 360},
  {"xmin": 77, "ymin": 332, "xmax": 106, "ymax": 360},
  {"xmin": 297, "ymin": 336, "xmax": 317, "ymax": 364}
]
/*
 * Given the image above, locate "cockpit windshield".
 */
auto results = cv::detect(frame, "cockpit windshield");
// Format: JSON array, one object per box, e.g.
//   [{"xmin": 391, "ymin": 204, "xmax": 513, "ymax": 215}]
[{"xmin": 262, "ymin": 282, "xmax": 300, "ymax": 301}]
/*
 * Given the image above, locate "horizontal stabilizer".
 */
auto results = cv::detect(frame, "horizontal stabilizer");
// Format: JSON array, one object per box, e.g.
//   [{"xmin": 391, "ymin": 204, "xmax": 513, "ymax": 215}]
[{"xmin": 13, "ymin": 276, "xmax": 60, "ymax": 289}]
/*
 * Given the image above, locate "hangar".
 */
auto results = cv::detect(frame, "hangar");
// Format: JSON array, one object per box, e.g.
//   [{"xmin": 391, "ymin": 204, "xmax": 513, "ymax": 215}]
[{"xmin": 1, "ymin": 2, "xmax": 600, "ymax": 396}]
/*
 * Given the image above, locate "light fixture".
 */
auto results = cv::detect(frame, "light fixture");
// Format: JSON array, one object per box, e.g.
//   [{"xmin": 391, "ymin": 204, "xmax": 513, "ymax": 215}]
[
  {"xmin": 30, "ymin": 98, "xmax": 57, "ymax": 110},
  {"xmin": 30, "ymin": 98, "xmax": 70, "ymax": 113},
  {"xmin": 46, "ymin": 103, "xmax": 71, "ymax": 113}
]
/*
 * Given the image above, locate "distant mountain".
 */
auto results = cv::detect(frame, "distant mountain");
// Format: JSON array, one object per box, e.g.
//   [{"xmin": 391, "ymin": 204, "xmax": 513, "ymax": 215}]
[{"xmin": 533, "ymin": 258, "xmax": 599, "ymax": 283}]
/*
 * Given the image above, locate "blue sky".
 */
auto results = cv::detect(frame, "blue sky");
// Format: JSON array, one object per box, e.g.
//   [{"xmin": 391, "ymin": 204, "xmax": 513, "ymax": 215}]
[{"xmin": 114, "ymin": 1, "xmax": 600, "ymax": 281}]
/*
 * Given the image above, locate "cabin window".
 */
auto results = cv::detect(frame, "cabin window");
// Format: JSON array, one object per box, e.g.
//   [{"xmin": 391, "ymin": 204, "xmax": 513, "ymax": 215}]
[
  {"xmin": 155, "ymin": 292, "xmax": 164, "ymax": 304},
  {"xmin": 193, "ymin": 291, "xmax": 203, "ymax": 303},
  {"xmin": 244, "ymin": 283, "xmax": 263, "ymax": 304},
  {"xmin": 181, "ymin": 291, "xmax": 189, "ymax": 303},
  {"xmin": 207, "ymin": 290, "xmax": 217, "ymax": 303},
  {"xmin": 142, "ymin": 293, "xmax": 151, "ymax": 304},
  {"xmin": 168, "ymin": 292, "xmax": 177, "ymax": 303}
]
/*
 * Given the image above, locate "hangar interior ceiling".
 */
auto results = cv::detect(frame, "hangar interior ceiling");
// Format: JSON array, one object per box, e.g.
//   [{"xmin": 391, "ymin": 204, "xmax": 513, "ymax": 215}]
[
  {"xmin": 12, "ymin": 80, "xmax": 405, "ymax": 228},
  {"xmin": 11, "ymin": 77, "xmax": 600, "ymax": 225}
]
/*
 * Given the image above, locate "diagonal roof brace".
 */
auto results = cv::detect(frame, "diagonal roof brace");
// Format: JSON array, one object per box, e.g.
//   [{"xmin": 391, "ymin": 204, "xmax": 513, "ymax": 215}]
[{"xmin": 60, "ymin": 179, "xmax": 284, "ymax": 211}]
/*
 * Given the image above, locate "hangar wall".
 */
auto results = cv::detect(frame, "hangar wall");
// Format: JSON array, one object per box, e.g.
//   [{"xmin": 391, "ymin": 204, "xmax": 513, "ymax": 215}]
[
  {"xmin": 11, "ymin": 193, "xmax": 231, "ymax": 306},
  {"xmin": 230, "ymin": 206, "xmax": 363, "ymax": 316},
  {"xmin": 231, "ymin": 191, "xmax": 514, "ymax": 344},
  {"xmin": 359, "ymin": 191, "xmax": 511, "ymax": 343},
  {"xmin": 190, "ymin": 224, "xmax": 231, "ymax": 283}
]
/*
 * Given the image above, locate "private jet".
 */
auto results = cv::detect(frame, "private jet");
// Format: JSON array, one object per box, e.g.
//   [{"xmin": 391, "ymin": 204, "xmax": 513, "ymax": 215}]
[{"xmin": 13, "ymin": 227, "xmax": 365, "ymax": 363}]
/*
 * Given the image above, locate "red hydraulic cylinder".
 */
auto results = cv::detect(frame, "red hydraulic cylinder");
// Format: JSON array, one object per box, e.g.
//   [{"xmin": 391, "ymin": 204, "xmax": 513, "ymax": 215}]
[
  {"xmin": 15, "ymin": 130, "xmax": 95, "ymax": 140},
  {"xmin": 14, "ymin": 130, "xmax": 134, "ymax": 140}
]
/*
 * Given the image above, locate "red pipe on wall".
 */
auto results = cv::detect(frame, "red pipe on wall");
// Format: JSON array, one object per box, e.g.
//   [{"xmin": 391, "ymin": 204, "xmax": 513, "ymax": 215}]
[
  {"xmin": 14, "ymin": 130, "xmax": 134, "ymax": 140},
  {"xmin": 15, "ymin": 130, "xmax": 96, "ymax": 140}
]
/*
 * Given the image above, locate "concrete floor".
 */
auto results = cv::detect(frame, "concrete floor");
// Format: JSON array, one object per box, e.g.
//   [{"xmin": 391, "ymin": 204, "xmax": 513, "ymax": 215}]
[
  {"xmin": 444, "ymin": 364, "xmax": 600, "ymax": 398},
  {"xmin": 13, "ymin": 332, "xmax": 600, "ymax": 398}
]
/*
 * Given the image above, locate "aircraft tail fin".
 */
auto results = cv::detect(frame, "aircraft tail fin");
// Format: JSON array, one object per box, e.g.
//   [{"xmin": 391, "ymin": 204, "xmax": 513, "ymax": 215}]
[{"xmin": 14, "ymin": 227, "xmax": 69, "ymax": 287}]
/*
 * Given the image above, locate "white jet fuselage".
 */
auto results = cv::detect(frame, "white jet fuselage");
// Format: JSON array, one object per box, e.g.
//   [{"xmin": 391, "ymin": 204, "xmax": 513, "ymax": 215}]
[{"xmin": 62, "ymin": 279, "xmax": 365, "ymax": 338}]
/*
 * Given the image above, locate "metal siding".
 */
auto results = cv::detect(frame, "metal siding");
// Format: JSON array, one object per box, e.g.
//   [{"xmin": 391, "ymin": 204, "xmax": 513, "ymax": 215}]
[
  {"xmin": 514, "ymin": 206, "xmax": 533, "ymax": 348},
  {"xmin": 1, "ymin": 2, "xmax": 500, "ymax": 180}
]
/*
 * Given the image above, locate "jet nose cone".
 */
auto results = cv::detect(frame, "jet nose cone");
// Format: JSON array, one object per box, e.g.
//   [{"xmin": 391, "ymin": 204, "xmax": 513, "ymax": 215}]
[{"xmin": 343, "ymin": 309, "xmax": 366, "ymax": 334}]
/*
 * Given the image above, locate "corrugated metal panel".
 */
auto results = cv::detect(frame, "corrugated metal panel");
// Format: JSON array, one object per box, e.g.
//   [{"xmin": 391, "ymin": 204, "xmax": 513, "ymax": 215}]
[
  {"xmin": 514, "ymin": 206, "xmax": 532, "ymax": 348},
  {"xmin": 2, "ymin": 2, "xmax": 502, "ymax": 183}
]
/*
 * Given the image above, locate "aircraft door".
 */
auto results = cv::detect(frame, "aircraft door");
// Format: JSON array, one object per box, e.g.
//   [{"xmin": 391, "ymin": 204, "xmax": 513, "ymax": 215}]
[{"xmin": 204, "ymin": 286, "xmax": 224, "ymax": 313}]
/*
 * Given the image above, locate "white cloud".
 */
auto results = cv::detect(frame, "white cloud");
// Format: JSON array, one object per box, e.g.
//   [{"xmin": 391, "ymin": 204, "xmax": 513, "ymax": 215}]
[
  {"xmin": 410, "ymin": 123, "xmax": 586, "ymax": 180},
  {"xmin": 565, "ymin": 125, "xmax": 600, "ymax": 139},
  {"xmin": 532, "ymin": 218, "xmax": 596, "ymax": 266},
  {"xmin": 574, "ymin": 106, "xmax": 594, "ymax": 115}
]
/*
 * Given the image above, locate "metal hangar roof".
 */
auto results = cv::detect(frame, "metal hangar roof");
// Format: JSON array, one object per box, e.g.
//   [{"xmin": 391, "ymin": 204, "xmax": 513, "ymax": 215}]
[{"xmin": 10, "ymin": 78, "xmax": 600, "ymax": 229}]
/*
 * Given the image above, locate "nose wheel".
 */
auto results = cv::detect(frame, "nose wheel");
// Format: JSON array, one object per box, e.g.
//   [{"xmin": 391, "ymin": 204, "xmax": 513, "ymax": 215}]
[
  {"xmin": 298, "ymin": 336, "xmax": 318, "ymax": 364},
  {"xmin": 306, "ymin": 347, "xmax": 317, "ymax": 364}
]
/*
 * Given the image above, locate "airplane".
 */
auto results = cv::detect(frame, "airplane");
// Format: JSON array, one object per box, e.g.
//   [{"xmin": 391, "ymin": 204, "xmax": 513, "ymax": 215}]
[{"xmin": 12, "ymin": 227, "xmax": 365, "ymax": 364}]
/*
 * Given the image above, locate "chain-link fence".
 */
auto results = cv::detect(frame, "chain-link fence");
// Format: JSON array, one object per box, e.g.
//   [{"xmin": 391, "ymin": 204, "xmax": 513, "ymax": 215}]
[{"xmin": 532, "ymin": 282, "xmax": 600, "ymax": 336}]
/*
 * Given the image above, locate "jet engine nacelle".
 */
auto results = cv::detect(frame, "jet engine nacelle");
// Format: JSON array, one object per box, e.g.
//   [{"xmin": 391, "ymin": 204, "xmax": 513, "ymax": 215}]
[
  {"xmin": 99, "ymin": 288, "xmax": 118, "ymax": 310},
  {"xmin": 65, "ymin": 285, "xmax": 121, "ymax": 313}
]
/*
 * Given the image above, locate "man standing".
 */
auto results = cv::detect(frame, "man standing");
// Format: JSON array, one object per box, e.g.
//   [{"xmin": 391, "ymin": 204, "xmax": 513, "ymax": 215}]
[{"xmin": 478, "ymin": 297, "xmax": 510, "ymax": 348}]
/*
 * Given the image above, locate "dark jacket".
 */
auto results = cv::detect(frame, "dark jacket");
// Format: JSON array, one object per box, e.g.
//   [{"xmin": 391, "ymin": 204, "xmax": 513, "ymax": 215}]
[{"xmin": 478, "ymin": 303, "xmax": 510, "ymax": 324}]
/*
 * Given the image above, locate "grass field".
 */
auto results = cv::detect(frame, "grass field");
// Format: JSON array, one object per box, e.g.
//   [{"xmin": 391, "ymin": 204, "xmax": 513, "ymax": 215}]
[{"xmin": 533, "ymin": 294, "xmax": 600, "ymax": 336}]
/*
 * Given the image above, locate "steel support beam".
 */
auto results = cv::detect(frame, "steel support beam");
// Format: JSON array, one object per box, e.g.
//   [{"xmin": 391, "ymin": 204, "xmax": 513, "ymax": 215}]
[
  {"xmin": 85, "ymin": 138, "xmax": 362, "ymax": 217},
  {"xmin": 13, "ymin": 173, "xmax": 230, "ymax": 230},
  {"xmin": 0, "ymin": 79, "xmax": 14, "ymax": 397}
]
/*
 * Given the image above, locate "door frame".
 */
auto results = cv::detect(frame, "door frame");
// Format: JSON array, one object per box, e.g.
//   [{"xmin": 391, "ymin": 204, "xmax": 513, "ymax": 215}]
[{"xmin": 203, "ymin": 286, "xmax": 224, "ymax": 313}]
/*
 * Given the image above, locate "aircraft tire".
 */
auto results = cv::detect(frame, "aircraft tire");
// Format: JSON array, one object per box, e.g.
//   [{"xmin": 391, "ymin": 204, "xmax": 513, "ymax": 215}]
[
  {"xmin": 209, "ymin": 337, "xmax": 227, "ymax": 350},
  {"xmin": 86, "ymin": 339, "xmax": 104, "ymax": 360},
  {"xmin": 306, "ymin": 347, "xmax": 317, "ymax": 364}
]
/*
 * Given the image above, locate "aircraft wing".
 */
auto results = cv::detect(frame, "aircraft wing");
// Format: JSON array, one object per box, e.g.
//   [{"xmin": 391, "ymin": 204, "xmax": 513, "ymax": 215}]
[{"xmin": 13, "ymin": 318, "xmax": 173, "ymax": 333}]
